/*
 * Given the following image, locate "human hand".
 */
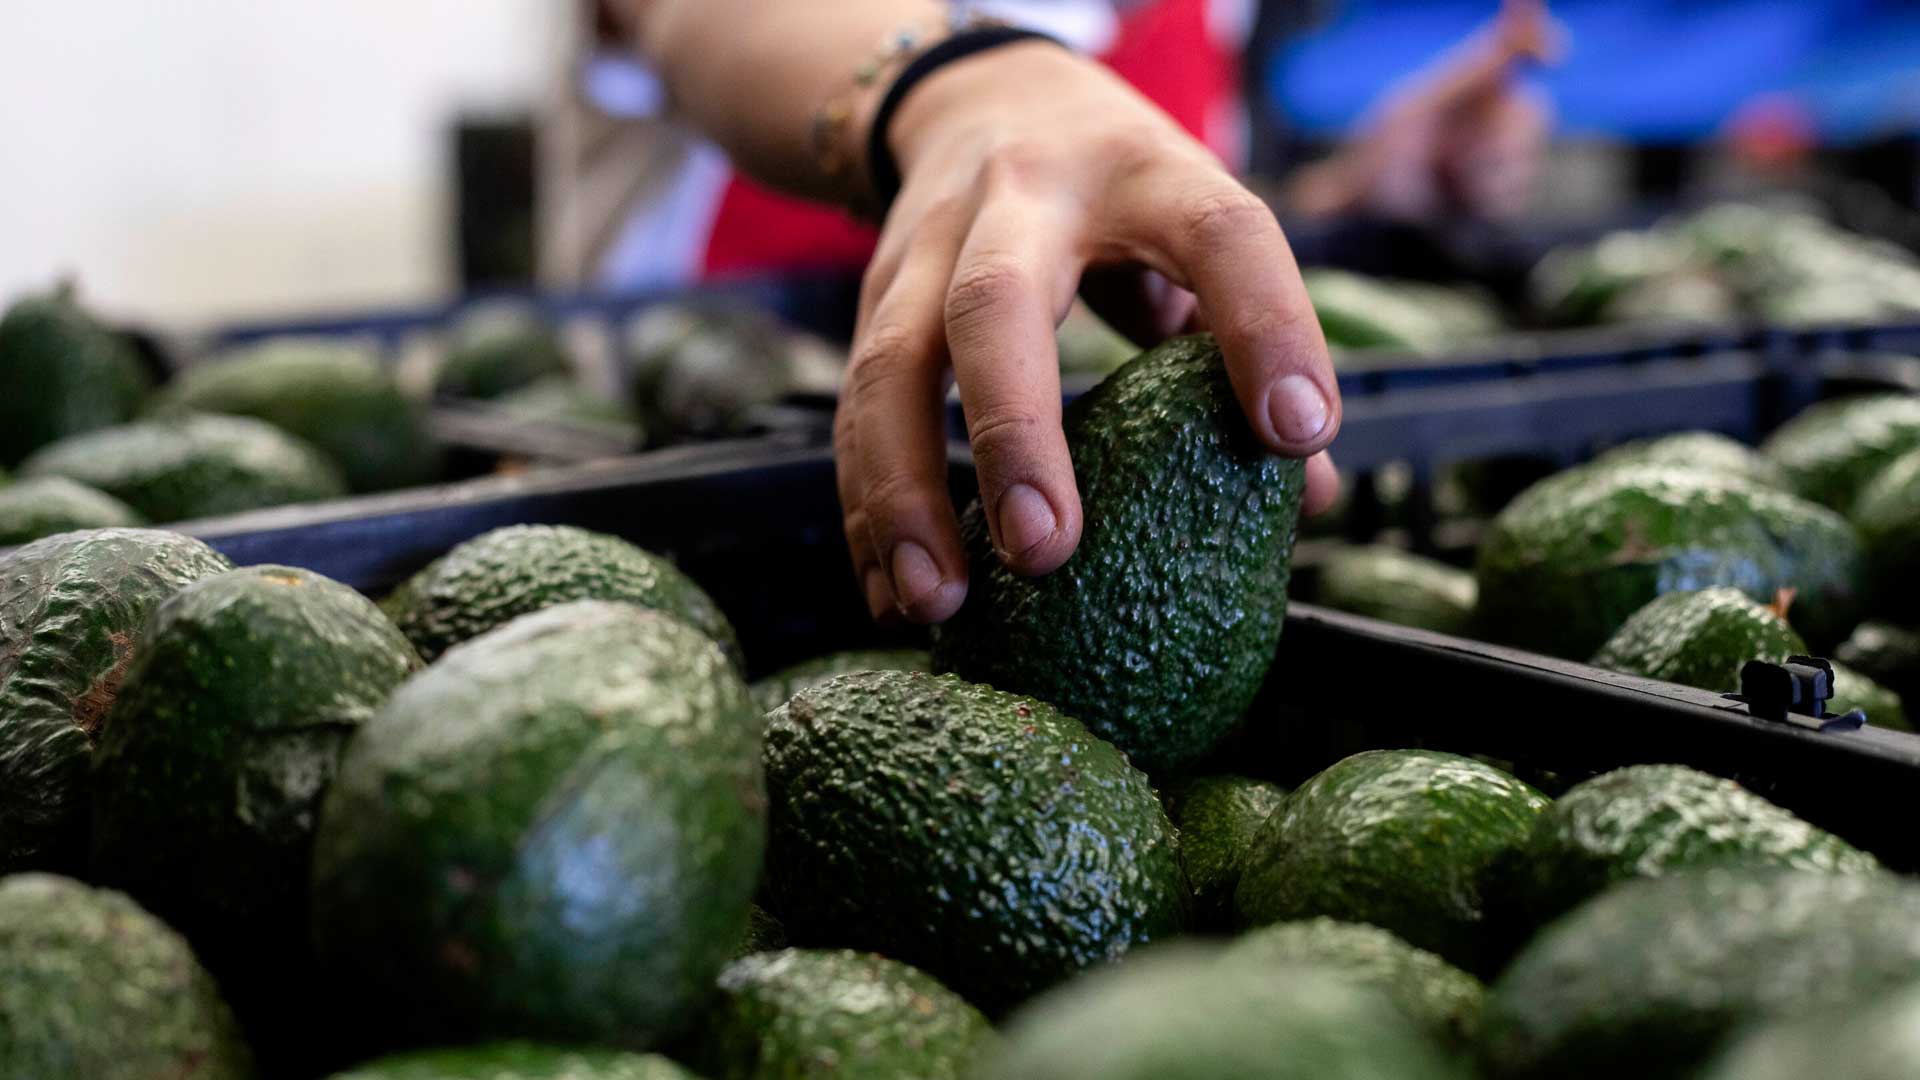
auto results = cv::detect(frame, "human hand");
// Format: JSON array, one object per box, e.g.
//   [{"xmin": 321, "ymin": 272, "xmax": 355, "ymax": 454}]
[{"xmin": 835, "ymin": 40, "xmax": 1342, "ymax": 625}]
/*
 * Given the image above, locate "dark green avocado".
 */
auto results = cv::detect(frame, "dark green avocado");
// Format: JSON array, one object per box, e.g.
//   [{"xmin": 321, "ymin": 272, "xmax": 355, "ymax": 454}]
[
  {"xmin": 161, "ymin": 339, "xmax": 440, "ymax": 492},
  {"xmin": 627, "ymin": 304, "xmax": 794, "ymax": 445},
  {"xmin": 0, "ymin": 528, "xmax": 232, "ymax": 872},
  {"xmin": 1697, "ymin": 981, "xmax": 1920, "ymax": 1080},
  {"xmin": 1830, "ymin": 659, "xmax": 1911, "ymax": 730},
  {"xmin": 435, "ymin": 306, "xmax": 572, "ymax": 402},
  {"xmin": 1590, "ymin": 431, "xmax": 1787, "ymax": 490},
  {"xmin": 761, "ymin": 670, "xmax": 1188, "ymax": 1014},
  {"xmin": 733, "ymin": 905, "xmax": 788, "ymax": 960},
  {"xmin": 1235, "ymin": 749, "xmax": 1547, "ymax": 972},
  {"xmin": 1503, "ymin": 764, "xmax": 1877, "ymax": 931},
  {"xmin": 1851, "ymin": 445, "xmax": 1920, "ymax": 618},
  {"xmin": 0, "ymin": 287, "xmax": 148, "ymax": 467},
  {"xmin": 1482, "ymin": 869, "xmax": 1920, "ymax": 1080},
  {"xmin": 1161, "ymin": 774, "xmax": 1288, "ymax": 929},
  {"xmin": 1760, "ymin": 393, "xmax": 1920, "ymax": 510},
  {"xmin": 381, "ymin": 524, "xmax": 741, "ymax": 668},
  {"xmin": 494, "ymin": 377, "xmax": 646, "ymax": 445},
  {"xmin": 1312, "ymin": 545, "xmax": 1477, "ymax": 635},
  {"xmin": 1837, "ymin": 621, "xmax": 1920, "ymax": 703},
  {"xmin": 749, "ymin": 648, "xmax": 931, "ymax": 712},
  {"xmin": 21, "ymin": 413, "xmax": 348, "ymax": 523},
  {"xmin": 682, "ymin": 948, "xmax": 996, "ymax": 1080},
  {"xmin": 983, "ymin": 944, "xmax": 1467, "ymax": 1080},
  {"xmin": 1222, "ymin": 918, "xmax": 1485, "ymax": 1052},
  {"xmin": 0, "ymin": 873, "xmax": 253, "ymax": 1080},
  {"xmin": 1474, "ymin": 461, "xmax": 1863, "ymax": 658},
  {"xmin": 932, "ymin": 335, "xmax": 1305, "ymax": 775},
  {"xmin": 311, "ymin": 601, "xmax": 764, "ymax": 1048},
  {"xmin": 327, "ymin": 1044, "xmax": 699, "ymax": 1079},
  {"xmin": 0, "ymin": 476, "xmax": 143, "ymax": 546},
  {"xmin": 1589, "ymin": 587, "xmax": 1803, "ymax": 693}
]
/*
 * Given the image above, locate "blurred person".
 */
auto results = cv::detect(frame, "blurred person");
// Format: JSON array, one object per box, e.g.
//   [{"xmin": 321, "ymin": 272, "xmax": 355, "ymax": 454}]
[{"xmin": 550, "ymin": 0, "xmax": 1554, "ymax": 624}]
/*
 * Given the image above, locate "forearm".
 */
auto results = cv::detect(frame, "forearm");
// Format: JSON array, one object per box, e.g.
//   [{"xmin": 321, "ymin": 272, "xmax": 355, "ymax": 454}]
[{"xmin": 616, "ymin": 0, "xmax": 945, "ymax": 204}]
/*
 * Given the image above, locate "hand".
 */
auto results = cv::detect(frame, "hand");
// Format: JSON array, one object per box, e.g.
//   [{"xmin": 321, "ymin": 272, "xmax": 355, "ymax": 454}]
[{"xmin": 835, "ymin": 41, "xmax": 1342, "ymax": 626}]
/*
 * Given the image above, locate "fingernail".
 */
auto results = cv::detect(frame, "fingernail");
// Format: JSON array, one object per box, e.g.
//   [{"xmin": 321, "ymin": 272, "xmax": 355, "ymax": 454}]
[
  {"xmin": 996, "ymin": 483, "xmax": 1058, "ymax": 558},
  {"xmin": 862, "ymin": 566, "xmax": 892, "ymax": 619},
  {"xmin": 1267, "ymin": 375, "xmax": 1330, "ymax": 445},
  {"xmin": 889, "ymin": 541, "xmax": 944, "ymax": 611}
]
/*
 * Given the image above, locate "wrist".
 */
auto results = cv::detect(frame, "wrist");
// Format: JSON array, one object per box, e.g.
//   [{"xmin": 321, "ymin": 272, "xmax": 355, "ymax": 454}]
[{"xmin": 885, "ymin": 40, "xmax": 1088, "ymax": 179}]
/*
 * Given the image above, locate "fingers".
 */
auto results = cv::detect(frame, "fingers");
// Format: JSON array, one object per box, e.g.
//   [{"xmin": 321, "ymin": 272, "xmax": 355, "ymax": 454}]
[
  {"xmin": 1303, "ymin": 450, "xmax": 1342, "ymax": 518},
  {"xmin": 1079, "ymin": 267, "xmax": 1197, "ymax": 348}
]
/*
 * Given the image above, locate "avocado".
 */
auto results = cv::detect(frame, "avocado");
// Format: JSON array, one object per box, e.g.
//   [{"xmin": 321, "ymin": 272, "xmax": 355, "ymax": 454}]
[
  {"xmin": 1830, "ymin": 659, "xmax": 1911, "ymax": 729},
  {"xmin": 0, "ymin": 873, "xmax": 253, "ymax": 1079},
  {"xmin": 1161, "ymin": 774, "xmax": 1288, "ymax": 928},
  {"xmin": 734, "ymin": 905, "xmax": 788, "ymax": 959},
  {"xmin": 494, "ymin": 376, "xmax": 646, "ymax": 444},
  {"xmin": 21, "ymin": 414, "xmax": 348, "ymax": 523},
  {"xmin": 1697, "ymin": 981, "xmax": 1920, "ymax": 1080},
  {"xmin": 1837, "ymin": 620, "xmax": 1920, "ymax": 703},
  {"xmin": 1474, "ymin": 462, "xmax": 1863, "ymax": 658},
  {"xmin": 1760, "ymin": 394, "xmax": 1920, "ymax": 511},
  {"xmin": 0, "ymin": 476, "xmax": 144, "ymax": 546},
  {"xmin": 1851, "ymin": 445, "xmax": 1920, "ymax": 617},
  {"xmin": 1312, "ymin": 545, "xmax": 1477, "ymax": 635},
  {"xmin": 436, "ymin": 306, "xmax": 572, "ymax": 401},
  {"xmin": 0, "ymin": 529, "xmax": 232, "ymax": 872},
  {"xmin": 1482, "ymin": 869, "xmax": 1920, "ymax": 1080},
  {"xmin": 1590, "ymin": 431, "xmax": 1787, "ymax": 490},
  {"xmin": 1303, "ymin": 269, "xmax": 1501, "ymax": 353},
  {"xmin": 682, "ymin": 948, "xmax": 996, "ymax": 1080},
  {"xmin": 932, "ymin": 335, "xmax": 1305, "ymax": 775},
  {"xmin": 1235, "ymin": 749, "xmax": 1547, "ymax": 972},
  {"xmin": 1528, "ymin": 230, "xmax": 1701, "ymax": 326},
  {"xmin": 1589, "ymin": 587, "xmax": 1803, "ymax": 693},
  {"xmin": 0, "ymin": 287, "xmax": 148, "ymax": 467},
  {"xmin": 381, "ymin": 524, "xmax": 740, "ymax": 668},
  {"xmin": 1502, "ymin": 764, "xmax": 1877, "ymax": 932},
  {"xmin": 627, "ymin": 304, "xmax": 793, "ymax": 445},
  {"xmin": 89, "ymin": 566, "xmax": 421, "ymax": 1066},
  {"xmin": 327, "ymin": 1044, "xmax": 699, "ymax": 1080},
  {"xmin": 748, "ymin": 648, "xmax": 930, "ymax": 712},
  {"xmin": 1055, "ymin": 306, "xmax": 1135, "ymax": 376},
  {"xmin": 161, "ymin": 340, "xmax": 440, "ymax": 492},
  {"xmin": 762, "ymin": 670, "xmax": 1187, "ymax": 1014},
  {"xmin": 311, "ymin": 601, "xmax": 764, "ymax": 1048},
  {"xmin": 983, "ymin": 944, "xmax": 1467, "ymax": 1080}
]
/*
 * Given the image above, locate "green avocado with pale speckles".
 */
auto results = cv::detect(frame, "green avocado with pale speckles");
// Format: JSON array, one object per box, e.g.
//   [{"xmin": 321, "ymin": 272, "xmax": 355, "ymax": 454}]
[
  {"xmin": 1590, "ymin": 587, "xmax": 1803, "ymax": 693},
  {"xmin": 682, "ymin": 948, "xmax": 996, "ymax": 1080},
  {"xmin": 749, "ymin": 648, "xmax": 931, "ymax": 713},
  {"xmin": 1313, "ymin": 545, "xmax": 1478, "ymax": 635},
  {"xmin": 1162, "ymin": 774, "xmax": 1288, "ymax": 928},
  {"xmin": 435, "ymin": 307, "xmax": 572, "ymax": 402},
  {"xmin": 1697, "ymin": 981, "xmax": 1920, "ymax": 1080},
  {"xmin": 1761, "ymin": 393, "xmax": 1920, "ymax": 510},
  {"xmin": 1234, "ymin": 750, "xmax": 1547, "ymax": 972},
  {"xmin": 327, "ymin": 1043, "xmax": 699, "ymax": 1080},
  {"xmin": 762, "ymin": 670, "xmax": 1188, "ymax": 1014},
  {"xmin": 0, "ymin": 288, "xmax": 148, "ymax": 467},
  {"xmin": 382, "ymin": 524, "xmax": 741, "ymax": 668},
  {"xmin": 1837, "ymin": 621, "xmax": 1920, "ymax": 702},
  {"xmin": 1851, "ymin": 445, "xmax": 1920, "ymax": 618},
  {"xmin": 1590, "ymin": 431, "xmax": 1787, "ymax": 489},
  {"xmin": 0, "ymin": 476, "xmax": 144, "ymax": 546},
  {"xmin": 932, "ymin": 335, "xmax": 1304, "ymax": 776}
]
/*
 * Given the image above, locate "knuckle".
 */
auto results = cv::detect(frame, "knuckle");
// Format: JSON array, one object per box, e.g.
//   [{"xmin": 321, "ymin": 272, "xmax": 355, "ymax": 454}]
[
  {"xmin": 978, "ymin": 139, "xmax": 1054, "ymax": 193},
  {"xmin": 847, "ymin": 325, "xmax": 925, "ymax": 397},
  {"xmin": 945, "ymin": 255, "xmax": 1031, "ymax": 329},
  {"xmin": 966, "ymin": 405, "xmax": 1045, "ymax": 456},
  {"xmin": 1177, "ymin": 186, "xmax": 1276, "ymax": 248},
  {"xmin": 1221, "ymin": 304, "xmax": 1319, "ymax": 359}
]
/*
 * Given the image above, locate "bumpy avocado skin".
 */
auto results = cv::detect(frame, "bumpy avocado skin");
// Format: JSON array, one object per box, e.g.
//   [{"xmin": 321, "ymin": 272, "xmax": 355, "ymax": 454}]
[
  {"xmin": 162, "ymin": 340, "xmax": 441, "ymax": 492},
  {"xmin": 1313, "ymin": 545, "xmax": 1478, "ymax": 635},
  {"xmin": 0, "ymin": 873, "xmax": 253, "ymax": 1080},
  {"xmin": 0, "ymin": 529, "xmax": 232, "ymax": 872},
  {"xmin": 21, "ymin": 413, "xmax": 348, "ymax": 523},
  {"xmin": 1830, "ymin": 659, "xmax": 1911, "ymax": 730},
  {"xmin": 761, "ymin": 670, "xmax": 1188, "ymax": 1014},
  {"xmin": 327, "ymin": 1043, "xmax": 698, "ymax": 1080},
  {"xmin": 1222, "ymin": 918, "xmax": 1486, "ymax": 1052},
  {"xmin": 1590, "ymin": 587, "xmax": 1804, "ymax": 692},
  {"xmin": 1852, "ymin": 445, "xmax": 1920, "ymax": 617},
  {"xmin": 1697, "ymin": 982, "xmax": 1920, "ymax": 1080},
  {"xmin": 983, "ymin": 945, "xmax": 1467, "ymax": 1080},
  {"xmin": 1591, "ymin": 431, "xmax": 1787, "ymax": 489},
  {"xmin": 0, "ymin": 290, "xmax": 148, "ymax": 467},
  {"xmin": 683, "ymin": 948, "xmax": 996, "ymax": 1080},
  {"xmin": 311, "ymin": 602, "xmax": 764, "ymax": 1049},
  {"xmin": 1761, "ymin": 394, "xmax": 1920, "ymax": 510},
  {"xmin": 382, "ymin": 524, "xmax": 741, "ymax": 668},
  {"xmin": 1474, "ymin": 462, "xmax": 1863, "ymax": 658},
  {"xmin": 932, "ymin": 336, "xmax": 1304, "ymax": 775},
  {"xmin": 1483, "ymin": 869, "xmax": 1920, "ymax": 1080},
  {"xmin": 0, "ymin": 476, "xmax": 144, "ymax": 545},
  {"xmin": 1162, "ymin": 774, "xmax": 1288, "ymax": 929},
  {"xmin": 1504, "ymin": 764, "xmax": 1877, "ymax": 931},
  {"xmin": 1234, "ymin": 750, "xmax": 1547, "ymax": 972},
  {"xmin": 749, "ymin": 648, "xmax": 931, "ymax": 713}
]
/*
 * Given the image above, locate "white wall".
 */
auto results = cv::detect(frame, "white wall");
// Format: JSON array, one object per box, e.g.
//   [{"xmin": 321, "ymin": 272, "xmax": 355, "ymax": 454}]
[{"xmin": 0, "ymin": 2, "xmax": 566, "ymax": 327}]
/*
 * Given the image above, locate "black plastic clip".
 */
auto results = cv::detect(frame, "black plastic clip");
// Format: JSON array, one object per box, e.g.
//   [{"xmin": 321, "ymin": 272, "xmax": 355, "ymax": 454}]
[{"xmin": 1730, "ymin": 656, "xmax": 1866, "ymax": 732}]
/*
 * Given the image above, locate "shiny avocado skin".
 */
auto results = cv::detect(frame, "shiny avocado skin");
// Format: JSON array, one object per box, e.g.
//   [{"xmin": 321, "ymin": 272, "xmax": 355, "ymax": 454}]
[
  {"xmin": 761, "ymin": 670, "xmax": 1188, "ymax": 1015},
  {"xmin": 382, "ymin": 524, "xmax": 741, "ymax": 669},
  {"xmin": 311, "ymin": 601, "xmax": 765, "ymax": 1048},
  {"xmin": 327, "ymin": 1043, "xmax": 698, "ymax": 1080},
  {"xmin": 0, "ymin": 528, "xmax": 232, "ymax": 873},
  {"xmin": 1851, "ymin": 445, "xmax": 1920, "ymax": 617},
  {"xmin": 0, "ymin": 290, "xmax": 148, "ymax": 467},
  {"xmin": 1589, "ymin": 587, "xmax": 1804, "ymax": 693},
  {"xmin": 683, "ymin": 948, "xmax": 996, "ymax": 1080},
  {"xmin": 1590, "ymin": 431, "xmax": 1787, "ymax": 489},
  {"xmin": 1313, "ymin": 545, "xmax": 1477, "ymax": 635},
  {"xmin": 1504, "ymin": 764, "xmax": 1877, "ymax": 931},
  {"xmin": 932, "ymin": 335, "xmax": 1305, "ymax": 775},
  {"xmin": 1161, "ymin": 774, "xmax": 1287, "ymax": 929},
  {"xmin": 1474, "ymin": 461, "xmax": 1862, "ymax": 658},
  {"xmin": 1760, "ymin": 393, "xmax": 1920, "ymax": 510},
  {"xmin": 20, "ymin": 413, "xmax": 348, "ymax": 523},
  {"xmin": 1697, "ymin": 982, "xmax": 1920, "ymax": 1080},
  {"xmin": 748, "ymin": 648, "xmax": 931, "ymax": 713},
  {"xmin": 1234, "ymin": 749, "xmax": 1547, "ymax": 972},
  {"xmin": 1222, "ymin": 918, "xmax": 1486, "ymax": 1052},
  {"xmin": 161, "ymin": 340, "xmax": 441, "ymax": 492},
  {"xmin": 0, "ymin": 476, "xmax": 144, "ymax": 546},
  {"xmin": 0, "ymin": 873, "xmax": 253, "ymax": 1080},
  {"xmin": 1482, "ymin": 869, "xmax": 1920, "ymax": 1080}
]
